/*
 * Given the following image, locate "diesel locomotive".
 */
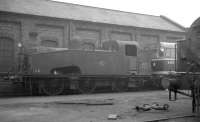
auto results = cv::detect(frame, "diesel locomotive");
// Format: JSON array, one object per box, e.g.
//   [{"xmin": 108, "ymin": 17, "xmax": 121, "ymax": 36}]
[{"xmin": 151, "ymin": 42, "xmax": 176, "ymax": 75}]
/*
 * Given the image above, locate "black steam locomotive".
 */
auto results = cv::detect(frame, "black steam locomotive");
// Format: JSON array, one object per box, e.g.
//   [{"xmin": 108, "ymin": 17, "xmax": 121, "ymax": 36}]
[{"xmin": 0, "ymin": 39, "xmax": 162, "ymax": 96}]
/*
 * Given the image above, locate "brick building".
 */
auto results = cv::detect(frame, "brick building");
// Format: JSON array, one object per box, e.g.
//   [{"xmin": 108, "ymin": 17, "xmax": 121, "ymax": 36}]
[{"xmin": 0, "ymin": 0, "xmax": 185, "ymax": 74}]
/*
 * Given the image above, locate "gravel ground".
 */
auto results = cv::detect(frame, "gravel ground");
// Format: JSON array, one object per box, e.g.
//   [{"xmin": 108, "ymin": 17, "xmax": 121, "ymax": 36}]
[{"xmin": 0, "ymin": 90, "xmax": 199, "ymax": 122}]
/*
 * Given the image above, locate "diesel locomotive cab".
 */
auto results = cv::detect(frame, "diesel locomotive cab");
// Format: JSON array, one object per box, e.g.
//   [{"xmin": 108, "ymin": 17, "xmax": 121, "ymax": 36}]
[
  {"xmin": 151, "ymin": 42, "xmax": 176, "ymax": 75},
  {"xmin": 151, "ymin": 42, "xmax": 176, "ymax": 89}
]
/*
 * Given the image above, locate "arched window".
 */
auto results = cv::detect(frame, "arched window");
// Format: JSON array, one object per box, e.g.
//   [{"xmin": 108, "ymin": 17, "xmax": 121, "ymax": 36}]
[
  {"xmin": 0, "ymin": 37, "xmax": 14, "ymax": 72},
  {"xmin": 41, "ymin": 40, "xmax": 58, "ymax": 47}
]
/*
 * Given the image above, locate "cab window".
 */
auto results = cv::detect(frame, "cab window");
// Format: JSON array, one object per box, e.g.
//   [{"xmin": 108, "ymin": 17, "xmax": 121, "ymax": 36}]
[{"xmin": 125, "ymin": 45, "xmax": 137, "ymax": 56}]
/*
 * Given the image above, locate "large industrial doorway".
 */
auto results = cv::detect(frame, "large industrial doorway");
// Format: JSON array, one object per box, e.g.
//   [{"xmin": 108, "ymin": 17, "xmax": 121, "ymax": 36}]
[{"xmin": 0, "ymin": 37, "xmax": 14, "ymax": 72}]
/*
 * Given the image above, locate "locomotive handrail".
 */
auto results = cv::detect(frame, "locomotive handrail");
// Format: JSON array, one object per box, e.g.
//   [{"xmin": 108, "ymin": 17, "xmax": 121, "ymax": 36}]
[{"xmin": 17, "ymin": 73, "xmax": 153, "ymax": 79}]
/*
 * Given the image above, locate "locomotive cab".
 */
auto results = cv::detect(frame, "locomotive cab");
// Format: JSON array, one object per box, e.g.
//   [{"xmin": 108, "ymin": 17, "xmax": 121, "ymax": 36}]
[
  {"xmin": 151, "ymin": 42, "xmax": 176, "ymax": 75},
  {"xmin": 116, "ymin": 40, "xmax": 138, "ymax": 75}
]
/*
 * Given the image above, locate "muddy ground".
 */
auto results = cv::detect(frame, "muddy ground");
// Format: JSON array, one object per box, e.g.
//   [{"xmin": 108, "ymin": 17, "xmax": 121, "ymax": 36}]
[{"xmin": 0, "ymin": 91, "xmax": 199, "ymax": 122}]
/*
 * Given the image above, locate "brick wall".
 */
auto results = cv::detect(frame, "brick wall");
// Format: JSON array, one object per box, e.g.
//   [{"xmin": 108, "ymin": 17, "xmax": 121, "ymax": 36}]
[{"xmin": 0, "ymin": 12, "xmax": 185, "ymax": 74}]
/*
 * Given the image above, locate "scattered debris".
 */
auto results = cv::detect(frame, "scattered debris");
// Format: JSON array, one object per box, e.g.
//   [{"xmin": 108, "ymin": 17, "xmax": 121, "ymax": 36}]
[
  {"xmin": 151, "ymin": 103, "xmax": 169, "ymax": 110},
  {"xmin": 135, "ymin": 104, "xmax": 151, "ymax": 111},
  {"xmin": 107, "ymin": 114, "xmax": 119, "ymax": 120},
  {"xmin": 135, "ymin": 103, "xmax": 169, "ymax": 111}
]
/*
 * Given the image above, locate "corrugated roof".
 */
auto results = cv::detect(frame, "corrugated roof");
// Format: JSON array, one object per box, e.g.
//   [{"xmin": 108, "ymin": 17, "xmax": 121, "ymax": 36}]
[{"xmin": 0, "ymin": 0, "xmax": 185, "ymax": 32}]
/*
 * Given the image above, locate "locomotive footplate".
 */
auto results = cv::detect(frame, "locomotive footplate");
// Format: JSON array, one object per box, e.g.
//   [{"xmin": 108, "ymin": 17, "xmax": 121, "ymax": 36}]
[{"xmin": 10, "ymin": 74, "xmax": 162, "ymax": 96}]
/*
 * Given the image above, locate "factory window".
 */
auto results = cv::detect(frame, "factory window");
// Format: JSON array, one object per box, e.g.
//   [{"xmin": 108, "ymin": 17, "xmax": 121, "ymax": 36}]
[
  {"xmin": 111, "ymin": 31, "xmax": 132, "ymax": 41},
  {"xmin": 41, "ymin": 40, "xmax": 58, "ymax": 47},
  {"xmin": 125, "ymin": 45, "xmax": 137, "ymax": 56},
  {"xmin": 0, "ymin": 37, "xmax": 14, "ymax": 72}
]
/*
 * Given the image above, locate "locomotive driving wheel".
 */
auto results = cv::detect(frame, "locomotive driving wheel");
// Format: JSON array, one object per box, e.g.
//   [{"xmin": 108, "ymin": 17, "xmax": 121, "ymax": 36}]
[
  {"xmin": 40, "ymin": 79, "xmax": 65, "ymax": 96},
  {"xmin": 78, "ymin": 78, "xmax": 96, "ymax": 94},
  {"xmin": 114, "ymin": 79, "xmax": 128, "ymax": 92}
]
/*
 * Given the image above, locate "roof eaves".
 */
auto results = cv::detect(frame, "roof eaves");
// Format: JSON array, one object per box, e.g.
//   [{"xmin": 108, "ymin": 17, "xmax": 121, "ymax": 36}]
[
  {"xmin": 0, "ymin": 10, "xmax": 185, "ymax": 33},
  {"xmin": 160, "ymin": 15, "xmax": 186, "ymax": 31},
  {"xmin": 49, "ymin": 0, "xmax": 160, "ymax": 18}
]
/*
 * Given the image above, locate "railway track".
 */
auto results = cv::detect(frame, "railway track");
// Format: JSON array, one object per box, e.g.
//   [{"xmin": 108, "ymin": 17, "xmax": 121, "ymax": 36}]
[{"xmin": 0, "ymin": 77, "xmax": 162, "ymax": 97}]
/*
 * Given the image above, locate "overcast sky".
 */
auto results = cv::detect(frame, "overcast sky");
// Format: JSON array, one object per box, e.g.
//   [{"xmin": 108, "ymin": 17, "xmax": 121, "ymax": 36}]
[{"xmin": 53, "ymin": 0, "xmax": 199, "ymax": 28}]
